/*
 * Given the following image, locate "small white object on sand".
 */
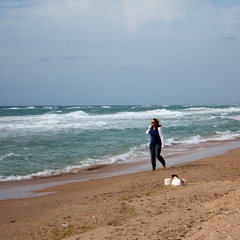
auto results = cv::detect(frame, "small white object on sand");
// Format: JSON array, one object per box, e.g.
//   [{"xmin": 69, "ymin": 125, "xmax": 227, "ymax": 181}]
[{"xmin": 171, "ymin": 176, "xmax": 182, "ymax": 186}]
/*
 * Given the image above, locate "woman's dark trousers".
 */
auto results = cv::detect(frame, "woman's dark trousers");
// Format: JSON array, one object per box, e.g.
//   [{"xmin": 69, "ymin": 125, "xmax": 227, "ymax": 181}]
[{"xmin": 150, "ymin": 144, "xmax": 166, "ymax": 170}]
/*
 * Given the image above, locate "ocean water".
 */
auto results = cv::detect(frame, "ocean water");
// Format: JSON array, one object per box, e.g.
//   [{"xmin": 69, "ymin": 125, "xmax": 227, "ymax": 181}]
[{"xmin": 0, "ymin": 105, "xmax": 240, "ymax": 181}]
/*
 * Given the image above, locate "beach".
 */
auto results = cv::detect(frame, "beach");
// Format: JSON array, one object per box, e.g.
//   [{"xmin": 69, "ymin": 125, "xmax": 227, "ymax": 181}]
[{"xmin": 0, "ymin": 147, "xmax": 239, "ymax": 240}]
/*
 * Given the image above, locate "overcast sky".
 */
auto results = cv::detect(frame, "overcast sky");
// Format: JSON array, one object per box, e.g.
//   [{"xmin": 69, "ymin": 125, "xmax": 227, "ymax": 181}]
[{"xmin": 0, "ymin": 0, "xmax": 239, "ymax": 106}]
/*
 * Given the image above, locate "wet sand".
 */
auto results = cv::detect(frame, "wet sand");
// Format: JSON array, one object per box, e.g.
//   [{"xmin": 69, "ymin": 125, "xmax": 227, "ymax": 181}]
[{"xmin": 0, "ymin": 145, "xmax": 240, "ymax": 239}]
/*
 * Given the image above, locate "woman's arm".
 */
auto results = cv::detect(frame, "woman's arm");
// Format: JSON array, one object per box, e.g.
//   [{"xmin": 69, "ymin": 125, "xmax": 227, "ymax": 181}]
[
  {"xmin": 158, "ymin": 127, "xmax": 164, "ymax": 148},
  {"xmin": 146, "ymin": 126, "xmax": 151, "ymax": 134}
]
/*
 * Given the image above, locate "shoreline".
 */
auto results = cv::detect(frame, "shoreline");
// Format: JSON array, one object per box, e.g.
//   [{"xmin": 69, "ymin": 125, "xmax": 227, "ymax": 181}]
[
  {"xmin": 0, "ymin": 140, "xmax": 240, "ymax": 201},
  {"xmin": 0, "ymin": 146, "xmax": 239, "ymax": 239}
]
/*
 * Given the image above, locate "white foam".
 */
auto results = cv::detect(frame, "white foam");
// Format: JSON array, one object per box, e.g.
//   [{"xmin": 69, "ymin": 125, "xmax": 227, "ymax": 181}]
[
  {"xmin": 0, "ymin": 153, "xmax": 19, "ymax": 161},
  {"xmin": 185, "ymin": 106, "xmax": 240, "ymax": 115},
  {"xmin": 181, "ymin": 135, "xmax": 205, "ymax": 145},
  {"xmin": 0, "ymin": 143, "xmax": 150, "ymax": 182},
  {"xmin": 165, "ymin": 137, "xmax": 175, "ymax": 146},
  {"xmin": 0, "ymin": 169, "xmax": 61, "ymax": 181},
  {"xmin": 2, "ymin": 105, "xmax": 239, "ymax": 133},
  {"xmin": 3, "ymin": 107, "xmax": 21, "ymax": 110},
  {"xmin": 101, "ymin": 106, "xmax": 111, "ymax": 108},
  {"xmin": 65, "ymin": 107, "xmax": 82, "ymax": 109},
  {"xmin": 225, "ymin": 116, "xmax": 240, "ymax": 121},
  {"xmin": 210, "ymin": 132, "xmax": 240, "ymax": 141},
  {"xmin": 178, "ymin": 132, "xmax": 240, "ymax": 145}
]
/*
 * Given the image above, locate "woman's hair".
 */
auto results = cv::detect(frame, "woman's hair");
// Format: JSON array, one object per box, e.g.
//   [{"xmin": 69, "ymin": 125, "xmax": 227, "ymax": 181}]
[{"xmin": 153, "ymin": 118, "xmax": 162, "ymax": 127}]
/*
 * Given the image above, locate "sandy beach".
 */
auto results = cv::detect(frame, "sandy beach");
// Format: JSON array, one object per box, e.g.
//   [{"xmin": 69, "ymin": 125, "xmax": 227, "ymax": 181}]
[{"xmin": 0, "ymin": 147, "xmax": 240, "ymax": 240}]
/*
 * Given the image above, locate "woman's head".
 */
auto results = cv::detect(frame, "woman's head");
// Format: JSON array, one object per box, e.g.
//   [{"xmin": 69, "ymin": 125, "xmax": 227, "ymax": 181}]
[{"xmin": 151, "ymin": 118, "xmax": 162, "ymax": 127}]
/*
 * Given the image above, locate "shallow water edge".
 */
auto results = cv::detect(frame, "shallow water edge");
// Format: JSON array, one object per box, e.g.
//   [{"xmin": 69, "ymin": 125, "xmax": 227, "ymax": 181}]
[{"xmin": 0, "ymin": 140, "xmax": 240, "ymax": 200}]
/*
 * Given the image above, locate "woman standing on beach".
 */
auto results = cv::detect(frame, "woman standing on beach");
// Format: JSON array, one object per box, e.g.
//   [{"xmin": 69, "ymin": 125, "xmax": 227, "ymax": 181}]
[{"xmin": 146, "ymin": 118, "xmax": 166, "ymax": 171}]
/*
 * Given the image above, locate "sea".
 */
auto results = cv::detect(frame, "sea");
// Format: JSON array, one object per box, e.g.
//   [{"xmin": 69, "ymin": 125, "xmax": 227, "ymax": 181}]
[{"xmin": 0, "ymin": 104, "xmax": 240, "ymax": 182}]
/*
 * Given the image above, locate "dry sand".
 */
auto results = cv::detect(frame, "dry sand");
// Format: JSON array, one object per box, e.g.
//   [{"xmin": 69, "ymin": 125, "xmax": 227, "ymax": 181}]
[{"xmin": 0, "ymin": 148, "xmax": 240, "ymax": 240}]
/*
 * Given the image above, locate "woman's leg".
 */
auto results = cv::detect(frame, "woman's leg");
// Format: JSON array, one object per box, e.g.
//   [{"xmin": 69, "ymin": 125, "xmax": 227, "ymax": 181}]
[
  {"xmin": 156, "ymin": 144, "xmax": 166, "ymax": 167},
  {"xmin": 150, "ymin": 144, "xmax": 156, "ymax": 170}
]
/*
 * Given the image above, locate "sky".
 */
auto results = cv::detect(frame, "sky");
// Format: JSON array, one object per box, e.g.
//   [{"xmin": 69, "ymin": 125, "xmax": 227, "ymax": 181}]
[{"xmin": 0, "ymin": 0, "xmax": 240, "ymax": 106}]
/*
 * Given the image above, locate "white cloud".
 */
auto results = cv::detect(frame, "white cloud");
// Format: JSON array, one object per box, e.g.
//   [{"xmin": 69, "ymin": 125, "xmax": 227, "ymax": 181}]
[
  {"xmin": 120, "ymin": 0, "xmax": 240, "ymax": 32},
  {"xmin": 121, "ymin": 0, "xmax": 185, "ymax": 31},
  {"xmin": 1, "ymin": 0, "xmax": 240, "ymax": 36}
]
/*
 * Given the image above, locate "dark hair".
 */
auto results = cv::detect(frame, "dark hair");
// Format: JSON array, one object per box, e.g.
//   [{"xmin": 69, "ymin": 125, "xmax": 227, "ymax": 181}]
[{"xmin": 153, "ymin": 118, "xmax": 162, "ymax": 127}]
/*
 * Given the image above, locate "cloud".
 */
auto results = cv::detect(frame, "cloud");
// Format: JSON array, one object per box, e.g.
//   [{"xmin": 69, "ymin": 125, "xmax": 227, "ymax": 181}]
[
  {"xmin": 224, "ymin": 36, "xmax": 237, "ymax": 41},
  {"xmin": 121, "ymin": 0, "xmax": 185, "ymax": 31},
  {"xmin": 37, "ymin": 56, "xmax": 89, "ymax": 62},
  {"xmin": 120, "ymin": 0, "xmax": 240, "ymax": 32},
  {"xmin": 2, "ymin": 0, "xmax": 240, "ymax": 38},
  {"xmin": 38, "ymin": 57, "xmax": 53, "ymax": 62},
  {"xmin": 64, "ymin": 56, "xmax": 89, "ymax": 61}
]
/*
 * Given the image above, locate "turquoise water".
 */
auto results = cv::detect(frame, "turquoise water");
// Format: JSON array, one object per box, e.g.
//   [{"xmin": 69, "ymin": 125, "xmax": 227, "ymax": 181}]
[{"xmin": 0, "ymin": 105, "xmax": 240, "ymax": 181}]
